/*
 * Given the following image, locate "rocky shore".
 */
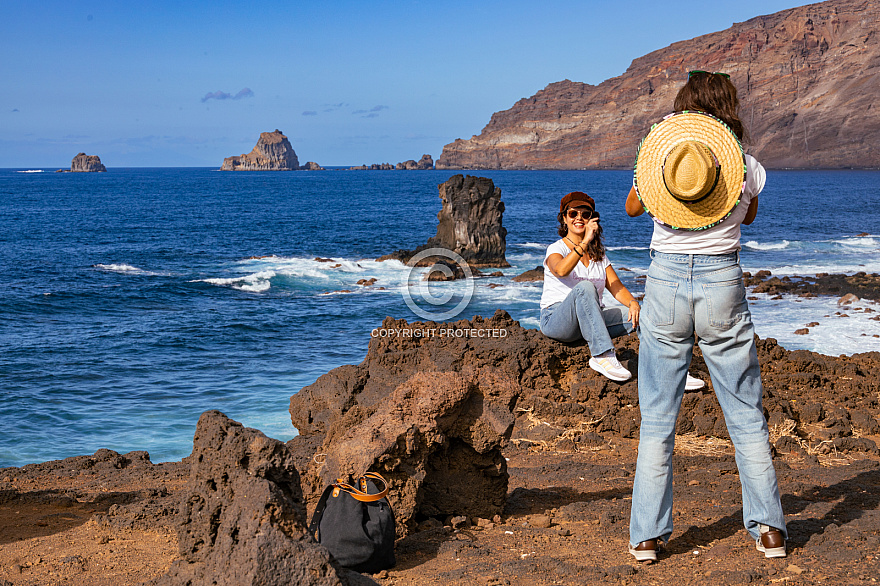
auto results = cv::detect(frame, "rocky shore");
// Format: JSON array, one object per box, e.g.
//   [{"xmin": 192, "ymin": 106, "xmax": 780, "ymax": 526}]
[{"xmin": 1, "ymin": 273, "xmax": 878, "ymax": 585}]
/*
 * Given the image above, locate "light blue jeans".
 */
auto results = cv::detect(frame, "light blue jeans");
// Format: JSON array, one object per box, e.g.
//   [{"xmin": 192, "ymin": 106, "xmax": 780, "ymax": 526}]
[
  {"xmin": 540, "ymin": 280, "xmax": 634, "ymax": 355},
  {"xmin": 629, "ymin": 250, "xmax": 786, "ymax": 546}
]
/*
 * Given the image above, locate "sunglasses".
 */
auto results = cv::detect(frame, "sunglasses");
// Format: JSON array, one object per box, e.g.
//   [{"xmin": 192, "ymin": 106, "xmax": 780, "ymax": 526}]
[
  {"xmin": 688, "ymin": 70, "xmax": 731, "ymax": 80},
  {"xmin": 566, "ymin": 209, "xmax": 595, "ymax": 220}
]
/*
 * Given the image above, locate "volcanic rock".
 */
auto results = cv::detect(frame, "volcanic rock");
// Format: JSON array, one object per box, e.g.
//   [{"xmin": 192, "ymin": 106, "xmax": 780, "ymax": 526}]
[
  {"xmin": 302, "ymin": 161, "xmax": 325, "ymax": 170},
  {"xmin": 290, "ymin": 310, "xmax": 880, "ymax": 482},
  {"xmin": 349, "ymin": 163, "xmax": 394, "ymax": 170},
  {"xmin": 512, "ymin": 266, "xmax": 544, "ymax": 282},
  {"xmin": 437, "ymin": 0, "xmax": 880, "ymax": 169},
  {"xmin": 396, "ymin": 155, "xmax": 434, "ymax": 170},
  {"xmin": 378, "ymin": 175, "xmax": 508, "ymax": 268},
  {"xmin": 743, "ymin": 270, "xmax": 880, "ymax": 299},
  {"xmin": 70, "ymin": 153, "xmax": 106, "ymax": 172},
  {"xmin": 839, "ymin": 293, "xmax": 861, "ymax": 305},
  {"xmin": 425, "ymin": 260, "xmax": 468, "ymax": 281},
  {"xmin": 220, "ymin": 130, "xmax": 300, "ymax": 171},
  {"xmin": 154, "ymin": 410, "xmax": 361, "ymax": 586},
  {"xmin": 303, "ymin": 370, "xmax": 517, "ymax": 535}
]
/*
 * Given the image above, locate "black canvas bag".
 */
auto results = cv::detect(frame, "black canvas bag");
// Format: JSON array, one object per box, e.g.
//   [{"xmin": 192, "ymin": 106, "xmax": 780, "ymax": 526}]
[{"xmin": 308, "ymin": 472, "xmax": 396, "ymax": 573}]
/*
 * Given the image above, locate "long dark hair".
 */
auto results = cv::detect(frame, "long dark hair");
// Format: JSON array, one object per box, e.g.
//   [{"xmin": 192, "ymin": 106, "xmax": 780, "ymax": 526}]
[
  {"xmin": 674, "ymin": 71, "xmax": 747, "ymax": 142},
  {"xmin": 556, "ymin": 211, "xmax": 606, "ymax": 261}
]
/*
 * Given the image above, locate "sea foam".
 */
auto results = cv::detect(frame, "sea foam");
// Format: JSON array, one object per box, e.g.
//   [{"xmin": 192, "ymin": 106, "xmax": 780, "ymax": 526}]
[
  {"xmin": 744, "ymin": 240, "xmax": 791, "ymax": 251},
  {"xmin": 93, "ymin": 263, "xmax": 146, "ymax": 274}
]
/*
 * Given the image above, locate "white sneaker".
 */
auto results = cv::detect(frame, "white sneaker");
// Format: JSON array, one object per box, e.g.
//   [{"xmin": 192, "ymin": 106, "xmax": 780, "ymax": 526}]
[
  {"xmin": 685, "ymin": 372, "xmax": 705, "ymax": 390},
  {"xmin": 589, "ymin": 354, "xmax": 632, "ymax": 381}
]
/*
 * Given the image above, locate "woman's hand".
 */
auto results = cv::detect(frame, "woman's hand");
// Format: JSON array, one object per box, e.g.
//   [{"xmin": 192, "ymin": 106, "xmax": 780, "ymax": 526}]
[
  {"xmin": 582, "ymin": 217, "xmax": 600, "ymax": 244},
  {"xmin": 606, "ymin": 266, "xmax": 639, "ymax": 329},
  {"xmin": 628, "ymin": 300, "xmax": 640, "ymax": 329}
]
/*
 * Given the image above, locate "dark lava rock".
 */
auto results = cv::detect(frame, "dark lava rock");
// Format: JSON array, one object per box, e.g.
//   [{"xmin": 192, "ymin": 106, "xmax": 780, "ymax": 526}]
[
  {"xmin": 378, "ymin": 175, "xmax": 508, "ymax": 268},
  {"xmin": 220, "ymin": 129, "xmax": 299, "ymax": 171},
  {"xmin": 425, "ymin": 260, "xmax": 468, "ymax": 281},
  {"xmin": 70, "ymin": 152, "xmax": 107, "ymax": 172},
  {"xmin": 154, "ymin": 410, "xmax": 363, "ymax": 586},
  {"xmin": 302, "ymin": 370, "xmax": 517, "ymax": 535},
  {"xmin": 512, "ymin": 266, "xmax": 544, "ymax": 282},
  {"xmin": 745, "ymin": 270, "xmax": 880, "ymax": 300}
]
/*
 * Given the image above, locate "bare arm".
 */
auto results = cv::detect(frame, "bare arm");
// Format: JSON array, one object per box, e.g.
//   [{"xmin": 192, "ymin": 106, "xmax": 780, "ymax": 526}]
[
  {"xmin": 625, "ymin": 186, "xmax": 645, "ymax": 217},
  {"xmin": 742, "ymin": 197, "xmax": 759, "ymax": 225},
  {"xmin": 605, "ymin": 266, "xmax": 640, "ymax": 328},
  {"xmin": 546, "ymin": 251, "xmax": 580, "ymax": 277}
]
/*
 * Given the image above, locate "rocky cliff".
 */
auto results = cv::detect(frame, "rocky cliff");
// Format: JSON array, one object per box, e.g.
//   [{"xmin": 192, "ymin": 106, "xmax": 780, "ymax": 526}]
[
  {"xmin": 70, "ymin": 153, "xmax": 106, "ymax": 172},
  {"xmin": 437, "ymin": 0, "xmax": 880, "ymax": 169},
  {"xmin": 221, "ymin": 130, "xmax": 300, "ymax": 171}
]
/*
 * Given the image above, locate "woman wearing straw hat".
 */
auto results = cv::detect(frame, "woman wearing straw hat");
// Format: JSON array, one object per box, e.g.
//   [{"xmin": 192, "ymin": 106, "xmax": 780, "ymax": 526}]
[{"xmin": 624, "ymin": 71, "xmax": 786, "ymax": 563}]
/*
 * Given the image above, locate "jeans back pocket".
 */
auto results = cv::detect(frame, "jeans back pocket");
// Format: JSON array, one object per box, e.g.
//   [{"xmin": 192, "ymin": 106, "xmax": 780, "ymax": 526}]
[
  {"xmin": 702, "ymin": 278, "xmax": 748, "ymax": 330},
  {"xmin": 643, "ymin": 276, "xmax": 678, "ymax": 327}
]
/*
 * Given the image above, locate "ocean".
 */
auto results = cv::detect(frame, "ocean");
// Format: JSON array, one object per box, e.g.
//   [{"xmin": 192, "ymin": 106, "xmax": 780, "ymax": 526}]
[{"xmin": 1, "ymin": 168, "xmax": 879, "ymax": 468}]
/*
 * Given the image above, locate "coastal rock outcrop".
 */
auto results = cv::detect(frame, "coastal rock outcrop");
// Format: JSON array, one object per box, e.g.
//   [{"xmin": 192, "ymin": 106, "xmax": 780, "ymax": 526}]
[
  {"xmin": 290, "ymin": 310, "xmax": 880, "ymax": 476},
  {"xmin": 349, "ymin": 163, "xmax": 394, "ymax": 170},
  {"xmin": 220, "ymin": 130, "xmax": 300, "ymax": 171},
  {"xmin": 743, "ymin": 270, "xmax": 880, "ymax": 299},
  {"xmin": 512, "ymin": 266, "xmax": 544, "ymax": 282},
  {"xmin": 437, "ymin": 0, "xmax": 880, "ymax": 169},
  {"xmin": 154, "ymin": 411, "xmax": 364, "ymax": 586},
  {"xmin": 300, "ymin": 370, "xmax": 517, "ymax": 535},
  {"xmin": 348, "ymin": 156, "xmax": 434, "ymax": 171},
  {"xmin": 70, "ymin": 153, "xmax": 106, "ymax": 172},
  {"xmin": 378, "ymin": 174, "xmax": 508, "ymax": 268},
  {"xmin": 396, "ymin": 155, "xmax": 434, "ymax": 170},
  {"xmin": 302, "ymin": 161, "xmax": 325, "ymax": 170}
]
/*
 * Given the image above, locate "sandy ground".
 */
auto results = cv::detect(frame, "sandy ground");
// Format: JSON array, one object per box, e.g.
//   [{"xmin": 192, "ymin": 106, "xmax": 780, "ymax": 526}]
[{"xmin": 2, "ymin": 436, "xmax": 878, "ymax": 586}]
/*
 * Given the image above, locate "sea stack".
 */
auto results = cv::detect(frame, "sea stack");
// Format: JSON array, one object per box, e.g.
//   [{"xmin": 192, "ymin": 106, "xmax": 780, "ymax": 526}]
[
  {"xmin": 379, "ymin": 174, "xmax": 509, "ymax": 268},
  {"xmin": 70, "ymin": 153, "xmax": 106, "ymax": 172},
  {"xmin": 220, "ymin": 129, "xmax": 300, "ymax": 171}
]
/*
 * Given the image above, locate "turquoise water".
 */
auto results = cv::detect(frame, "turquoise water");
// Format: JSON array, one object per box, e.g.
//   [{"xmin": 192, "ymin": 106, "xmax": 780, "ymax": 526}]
[{"xmin": 1, "ymin": 168, "xmax": 879, "ymax": 467}]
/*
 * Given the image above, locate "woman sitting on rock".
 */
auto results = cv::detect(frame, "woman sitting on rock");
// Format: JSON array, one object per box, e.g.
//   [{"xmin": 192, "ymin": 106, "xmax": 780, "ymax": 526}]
[{"xmin": 539, "ymin": 191, "xmax": 641, "ymax": 381}]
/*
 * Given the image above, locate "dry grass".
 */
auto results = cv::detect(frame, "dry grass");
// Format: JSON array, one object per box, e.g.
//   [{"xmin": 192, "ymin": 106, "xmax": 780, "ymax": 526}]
[
  {"xmin": 674, "ymin": 433, "xmax": 733, "ymax": 457},
  {"xmin": 769, "ymin": 419, "xmax": 797, "ymax": 444},
  {"xmin": 511, "ymin": 407, "xmax": 610, "ymax": 453},
  {"xmin": 511, "ymin": 410, "xmax": 858, "ymax": 466},
  {"xmin": 770, "ymin": 418, "xmax": 854, "ymax": 467}
]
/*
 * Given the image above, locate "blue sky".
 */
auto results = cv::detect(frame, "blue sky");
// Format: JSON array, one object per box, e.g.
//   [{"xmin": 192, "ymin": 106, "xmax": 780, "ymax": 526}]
[{"xmin": 2, "ymin": 0, "xmax": 811, "ymax": 167}]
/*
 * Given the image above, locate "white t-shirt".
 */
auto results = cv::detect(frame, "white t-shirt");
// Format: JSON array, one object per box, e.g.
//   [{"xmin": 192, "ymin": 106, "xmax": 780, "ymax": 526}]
[
  {"xmin": 649, "ymin": 154, "xmax": 766, "ymax": 254},
  {"xmin": 540, "ymin": 239, "xmax": 611, "ymax": 309}
]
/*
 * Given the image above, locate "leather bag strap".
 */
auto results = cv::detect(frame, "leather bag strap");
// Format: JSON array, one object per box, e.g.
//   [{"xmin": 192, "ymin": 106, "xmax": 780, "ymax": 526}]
[{"xmin": 334, "ymin": 472, "xmax": 389, "ymax": 503}]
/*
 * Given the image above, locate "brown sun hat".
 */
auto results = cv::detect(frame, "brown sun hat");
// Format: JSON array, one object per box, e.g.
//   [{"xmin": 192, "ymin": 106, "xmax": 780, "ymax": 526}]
[
  {"xmin": 559, "ymin": 191, "xmax": 595, "ymax": 213},
  {"xmin": 634, "ymin": 111, "xmax": 746, "ymax": 231}
]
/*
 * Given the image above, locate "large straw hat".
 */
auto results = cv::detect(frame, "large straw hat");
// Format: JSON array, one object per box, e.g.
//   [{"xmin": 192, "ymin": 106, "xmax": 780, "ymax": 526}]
[{"xmin": 634, "ymin": 111, "xmax": 746, "ymax": 231}]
